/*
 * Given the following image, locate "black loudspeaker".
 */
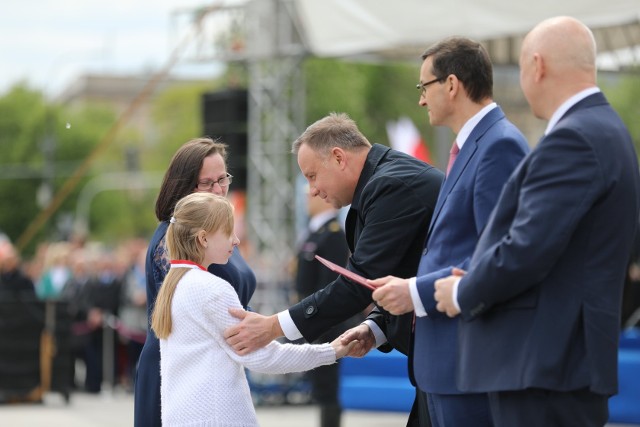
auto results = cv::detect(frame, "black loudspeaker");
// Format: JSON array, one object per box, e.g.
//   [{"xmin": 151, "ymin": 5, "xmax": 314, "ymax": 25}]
[{"xmin": 202, "ymin": 89, "xmax": 248, "ymax": 191}]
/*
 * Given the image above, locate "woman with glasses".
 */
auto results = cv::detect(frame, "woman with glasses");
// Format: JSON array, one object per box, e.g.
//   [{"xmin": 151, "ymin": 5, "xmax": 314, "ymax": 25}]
[{"xmin": 134, "ymin": 137, "xmax": 256, "ymax": 427}]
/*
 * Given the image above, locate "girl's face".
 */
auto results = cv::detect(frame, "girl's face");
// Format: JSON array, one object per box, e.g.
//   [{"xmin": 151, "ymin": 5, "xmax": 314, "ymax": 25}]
[{"xmin": 201, "ymin": 229, "xmax": 239, "ymax": 266}]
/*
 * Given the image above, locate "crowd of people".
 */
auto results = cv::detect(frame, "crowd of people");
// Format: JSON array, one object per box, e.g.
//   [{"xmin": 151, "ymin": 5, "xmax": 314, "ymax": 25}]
[
  {"xmin": 1, "ymin": 14, "xmax": 639, "ymax": 427},
  {"xmin": 0, "ymin": 236, "xmax": 149, "ymax": 394}
]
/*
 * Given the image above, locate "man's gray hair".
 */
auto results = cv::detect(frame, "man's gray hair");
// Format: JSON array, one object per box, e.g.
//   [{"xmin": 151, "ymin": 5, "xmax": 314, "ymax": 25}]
[{"xmin": 292, "ymin": 112, "xmax": 371, "ymax": 155}]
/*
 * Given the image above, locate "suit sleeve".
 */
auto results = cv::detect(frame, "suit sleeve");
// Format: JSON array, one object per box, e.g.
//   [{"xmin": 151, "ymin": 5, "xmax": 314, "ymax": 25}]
[{"xmin": 458, "ymin": 128, "xmax": 602, "ymax": 319}]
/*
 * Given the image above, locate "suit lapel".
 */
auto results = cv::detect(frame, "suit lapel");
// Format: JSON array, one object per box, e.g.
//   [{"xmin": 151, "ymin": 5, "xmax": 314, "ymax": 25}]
[
  {"xmin": 427, "ymin": 142, "xmax": 478, "ymax": 235},
  {"xmin": 345, "ymin": 209, "xmax": 357, "ymax": 253},
  {"xmin": 425, "ymin": 107, "xmax": 506, "ymax": 241}
]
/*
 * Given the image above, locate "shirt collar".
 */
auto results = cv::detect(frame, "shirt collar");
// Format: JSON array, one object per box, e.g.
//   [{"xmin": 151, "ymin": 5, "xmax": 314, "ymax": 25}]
[
  {"xmin": 545, "ymin": 87, "xmax": 600, "ymax": 135},
  {"xmin": 455, "ymin": 102, "xmax": 497, "ymax": 150}
]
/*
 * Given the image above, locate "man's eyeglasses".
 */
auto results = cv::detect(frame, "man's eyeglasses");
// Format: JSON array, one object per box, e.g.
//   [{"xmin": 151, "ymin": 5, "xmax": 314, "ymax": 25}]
[
  {"xmin": 416, "ymin": 77, "xmax": 443, "ymax": 96},
  {"xmin": 196, "ymin": 173, "xmax": 233, "ymax": 191}
]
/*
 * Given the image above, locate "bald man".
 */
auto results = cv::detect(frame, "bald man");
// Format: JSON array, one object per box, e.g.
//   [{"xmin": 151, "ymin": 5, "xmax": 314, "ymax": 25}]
[{"xmin": 433, "ymin": 16, "xmax": 640, "ymax": 427}]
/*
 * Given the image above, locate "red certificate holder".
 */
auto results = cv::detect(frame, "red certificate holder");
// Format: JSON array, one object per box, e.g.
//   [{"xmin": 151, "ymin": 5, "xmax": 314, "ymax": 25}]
[{"xmin": 314, "ymin": 255, "xmax": 375, "ymax": 291}]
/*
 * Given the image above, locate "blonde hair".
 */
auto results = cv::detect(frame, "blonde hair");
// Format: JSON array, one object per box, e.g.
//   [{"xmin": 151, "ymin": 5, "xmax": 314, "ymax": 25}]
[{"xmin": 151, "ymin": 192, "xmax": 235, "ymax": 339}]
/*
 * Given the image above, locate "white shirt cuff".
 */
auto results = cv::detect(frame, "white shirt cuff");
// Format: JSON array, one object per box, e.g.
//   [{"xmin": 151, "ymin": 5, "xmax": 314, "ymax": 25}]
[
  {"xmin": 409, "ymin": 277, "xmax": 427, "ymax": 317},
  {"xmin": 363, "ymin": 319, "xmax": 386, "ymax": 348},
  {"xmin": 277, "ymin": 310, "xmax": 303, "ymax": 341},
  {"xmin": 452, "ymin": 277, "xmax": 462, "ymax": 313}
]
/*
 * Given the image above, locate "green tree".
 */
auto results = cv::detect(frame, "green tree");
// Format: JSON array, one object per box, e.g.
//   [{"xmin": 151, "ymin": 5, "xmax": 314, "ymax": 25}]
[
  {"xmin": 149, "ymin": 80, "xmax": 220, "ymax": 167},
  {"xmin": 0, "ymin": 85, "xmax": 47, "ymax": 251},
  {"xmin": 304, "ymin": 58, "xmax": 434, "ymax": 151},
  {"xmin": 0, "ymin": 84, "xmax": 122, "ymax": 254}
]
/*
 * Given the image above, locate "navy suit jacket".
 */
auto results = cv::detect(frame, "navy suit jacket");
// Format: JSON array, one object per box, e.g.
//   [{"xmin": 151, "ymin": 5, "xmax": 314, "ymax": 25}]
[
  {"xmin": 290, "ymin": 144, "xmax": 443, "ymax": 355},
  {"xmin": 457, "ymin": 92, "xmax": 640, "ymax": 395},
  {"xmin": 412, "ymin": 106, "xmax": 529, "ymax": 394}
]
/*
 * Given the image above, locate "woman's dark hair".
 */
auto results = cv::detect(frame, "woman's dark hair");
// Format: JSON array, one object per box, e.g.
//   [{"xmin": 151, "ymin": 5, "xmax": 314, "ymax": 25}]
[{"xmin": 154, "ymin": 137, "xmax": 227, "ymax": 221}]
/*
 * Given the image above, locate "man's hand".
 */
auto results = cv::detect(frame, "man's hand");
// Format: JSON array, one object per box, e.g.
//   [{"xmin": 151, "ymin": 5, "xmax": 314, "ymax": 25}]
[
  {"xmin": 224, "ymin": 308, "xmax": 283, "ymax": 355},
  {"xmin": 629, "ymin": 262, "xmax": 640, "ymax": 281},
  {"xmin": 369, "ymin": 275, "xmax": 414, "ymax": 315},
  {"xmin": 434, "ymin": 275, "xmax": 462, "ymax": 318},
  {"xmin": 339, "ymin": 323, "xmax": 375, "ymax": 357},
  {"xmin": 87, "ymin": 308, "xmax": 103, "ymax": 330}
]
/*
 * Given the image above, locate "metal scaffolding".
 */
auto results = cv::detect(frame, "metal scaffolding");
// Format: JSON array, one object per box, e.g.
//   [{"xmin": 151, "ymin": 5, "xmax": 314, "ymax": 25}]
[
  {"xmin": 177, "ymin": 1, "xmax": 640, "ymax": 303},
  {"xmin": 179, "ymin": 0, "xmax": 308, "ymax": 294}
]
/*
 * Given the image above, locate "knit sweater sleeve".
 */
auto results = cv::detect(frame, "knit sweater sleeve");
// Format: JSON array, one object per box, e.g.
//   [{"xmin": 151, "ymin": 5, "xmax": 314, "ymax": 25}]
[{"xmin": 202, "ymin": 276, "xmax": 336, "ymax": 374}]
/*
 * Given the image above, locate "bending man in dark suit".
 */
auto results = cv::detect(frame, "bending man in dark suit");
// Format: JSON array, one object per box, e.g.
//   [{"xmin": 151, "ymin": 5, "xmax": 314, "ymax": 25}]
[
  {"xmin": 355, "ymin": 37, "xmax": 529, "ymax": 427},
  {"xmin": 434, "ymin": 16, "xmax": 640, "ymax": 427},
  {"xmin": 225, "ymin": 112, "xmax": 443, "ymax": 427}
]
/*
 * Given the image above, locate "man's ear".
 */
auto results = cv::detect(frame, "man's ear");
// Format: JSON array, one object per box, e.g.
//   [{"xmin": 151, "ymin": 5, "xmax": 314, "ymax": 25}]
[
  {"xmin": 447, "ymin": 74, "xmax": 460, "ymax": 100},
  {"xmin": 331, "ymin": 147, "xmax": 347, "ymax": 169},
  {"xmin": 533, "ymin": 53, "xmax": 545, "ymax": 82}
]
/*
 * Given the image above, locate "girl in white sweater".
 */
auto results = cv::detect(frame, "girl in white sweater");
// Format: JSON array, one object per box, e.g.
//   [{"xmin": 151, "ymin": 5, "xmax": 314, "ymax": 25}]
[{"xmin": 152, "ymin": 192, "xmax": 354, "ymax": 426}]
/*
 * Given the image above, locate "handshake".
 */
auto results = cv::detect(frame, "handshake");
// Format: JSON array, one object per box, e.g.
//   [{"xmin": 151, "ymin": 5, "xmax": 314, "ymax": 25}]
[{"xmin": 330, "ymin": 323, "xmax": 377, "ymax": 359}]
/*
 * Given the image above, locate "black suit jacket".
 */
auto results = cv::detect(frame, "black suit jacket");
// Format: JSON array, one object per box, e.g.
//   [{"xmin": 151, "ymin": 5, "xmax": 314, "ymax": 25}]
[{"xmin": 289, "ymin": 144, "xmax": 443, "ymax": 354}]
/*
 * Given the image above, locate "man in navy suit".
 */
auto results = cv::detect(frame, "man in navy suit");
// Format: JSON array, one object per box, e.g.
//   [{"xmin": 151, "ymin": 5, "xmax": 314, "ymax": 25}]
[
  {"xmin": 364, "ymin": 37, "xmax": 529, "ymax": 426},
  {"xmin": 434, "ymin": 16, "xmax": 640, "ymax": 427}
]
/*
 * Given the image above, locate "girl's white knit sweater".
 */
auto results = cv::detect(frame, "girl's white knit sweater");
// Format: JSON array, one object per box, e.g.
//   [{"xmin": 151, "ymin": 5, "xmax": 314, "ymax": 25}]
[{"xmin": 159, "ymin": 268, "xmax": 336, "ymax": 426}]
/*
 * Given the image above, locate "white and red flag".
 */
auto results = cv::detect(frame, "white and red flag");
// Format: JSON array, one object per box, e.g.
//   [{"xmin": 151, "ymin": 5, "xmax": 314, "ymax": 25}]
[{"xmin": 386, "ymin": 117, "xmax": 432, "ymax": 164}]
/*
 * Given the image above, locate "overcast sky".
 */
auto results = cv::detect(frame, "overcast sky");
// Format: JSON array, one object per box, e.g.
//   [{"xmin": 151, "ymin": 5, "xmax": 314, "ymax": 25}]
[{"xmin": 1, "ymin": 0, "xmax": 235, "ymax": 98}]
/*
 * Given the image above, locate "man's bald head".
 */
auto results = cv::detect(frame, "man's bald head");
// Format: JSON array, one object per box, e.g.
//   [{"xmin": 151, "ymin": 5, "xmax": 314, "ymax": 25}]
[
  {"xmin": 525, "ymin": 16, "xmax": 596, "ymax": 75},
  {"xmin": 519, "ymin": 16, "xmax": 598, "ymax": 119},
  {"xmin": 0, "ymin": 241, "xmax": 19, "ymax": 273}
]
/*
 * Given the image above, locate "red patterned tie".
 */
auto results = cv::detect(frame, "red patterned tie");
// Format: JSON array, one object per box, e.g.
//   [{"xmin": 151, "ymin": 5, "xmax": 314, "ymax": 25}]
[{"xmin": 446, "ymin": 141, "xmax": 459, "ymax": 176}]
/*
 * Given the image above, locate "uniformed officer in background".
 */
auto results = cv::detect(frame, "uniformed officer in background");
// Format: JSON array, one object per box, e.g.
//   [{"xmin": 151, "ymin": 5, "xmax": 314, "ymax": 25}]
[{"xmin": 294, "ymin": 189, "xmax": 366, "ymax": 427}]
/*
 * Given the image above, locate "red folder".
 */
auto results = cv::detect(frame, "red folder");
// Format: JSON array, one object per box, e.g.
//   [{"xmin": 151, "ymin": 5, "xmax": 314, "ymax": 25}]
[{"xmin": 314, "ymin": 255, "xmax": 375, "ymax": 291}]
